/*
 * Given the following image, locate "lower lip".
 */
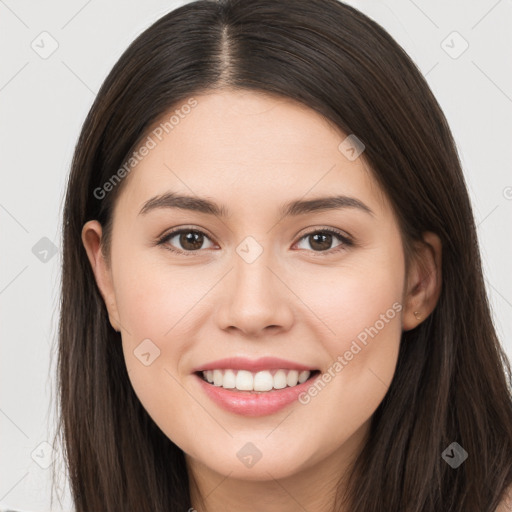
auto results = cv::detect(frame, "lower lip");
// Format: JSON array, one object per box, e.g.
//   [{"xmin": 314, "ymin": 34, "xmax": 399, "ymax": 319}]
[{"xmin": 194, "ymin": 372, "xmax": 320, "ymax": 417}]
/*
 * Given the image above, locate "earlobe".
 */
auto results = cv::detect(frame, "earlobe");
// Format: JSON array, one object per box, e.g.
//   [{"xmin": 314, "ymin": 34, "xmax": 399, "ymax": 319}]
[
  {"xmin": 402, "ymin": 231, "xmax": 442, "ymax": 331},
  {"xmin": 81, "ymin": 220, "xmax": 121, "ymax": 332}
]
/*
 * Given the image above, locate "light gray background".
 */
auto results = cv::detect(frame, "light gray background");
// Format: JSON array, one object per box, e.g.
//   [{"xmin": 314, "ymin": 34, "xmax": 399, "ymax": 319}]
[{"xmin": 1, "ymin": 1, "xmax": 511, "ymax": 511}]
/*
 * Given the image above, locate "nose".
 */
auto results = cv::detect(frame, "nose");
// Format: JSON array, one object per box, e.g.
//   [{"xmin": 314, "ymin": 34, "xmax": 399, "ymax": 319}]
[{"xmin": 214, "ymin": 246, "xmax": 295, "ymax": 338}]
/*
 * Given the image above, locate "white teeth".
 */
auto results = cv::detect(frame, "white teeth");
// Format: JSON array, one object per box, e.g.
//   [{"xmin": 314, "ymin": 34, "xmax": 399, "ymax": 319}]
[
  {"xmin": 286, "ymin": 370, "xmax": 299, "ymax": 387},
  {"xmin": 253, "ymin": 371, "xmax": 273, "ymax": 391},
  {"xmin": 222, "ymin": 369, "xmax": 236, "ymax": 389},
  {"xmin": 236, "ymin": 370, "xmax": 254, "ymax": 390},
  {"xmin": 273, "ymin": 370, "xmax": 287, "ymax": 389},
  {"xmin": 213, "ymin": 369, "xmax": 223, "ymax": 386},
  {"xmin": 298, "ymin": 370, "xmax": 310, "ymax": 384},
  {"xmin": 201, "ymin": 368, "xmax": 313, "ymax": 391}
]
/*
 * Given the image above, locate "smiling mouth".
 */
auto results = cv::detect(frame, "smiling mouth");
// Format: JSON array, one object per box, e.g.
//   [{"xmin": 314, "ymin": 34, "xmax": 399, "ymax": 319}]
[{"xmin": 195, "ymin": 369, "xmax": 321, "ymax": 393}]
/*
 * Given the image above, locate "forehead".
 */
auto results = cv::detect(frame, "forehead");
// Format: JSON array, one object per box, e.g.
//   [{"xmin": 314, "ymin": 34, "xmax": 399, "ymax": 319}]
[{"xmin": 114, "ymin": 89, "xmax": 389, "ymax": 221}]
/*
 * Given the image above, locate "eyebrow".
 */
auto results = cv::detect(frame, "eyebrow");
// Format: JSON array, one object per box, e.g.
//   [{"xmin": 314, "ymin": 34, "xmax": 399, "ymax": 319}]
[{"xmin": 138, "ymin": 191, "xmax": 375, "ymax": 218}]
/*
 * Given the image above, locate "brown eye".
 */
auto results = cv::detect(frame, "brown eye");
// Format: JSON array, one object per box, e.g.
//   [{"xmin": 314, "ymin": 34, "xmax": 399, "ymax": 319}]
[
  {"xmin": 177, "ymin": 231, "xmax": 205, "ymax": 251},
  {"xmin": 309, "ymin": 232, "xmax": 335, "ymax": 251},
  {"xmin": 159, "ymin": 229, "xmax": 215, "ymax": 254},
  {"xmin": 295, "ymin": 229, "xmax": 352, "ymax": 253},
  {"xmin": 157, "ymin": 227, "xmax": 353, "ymax": 256}
]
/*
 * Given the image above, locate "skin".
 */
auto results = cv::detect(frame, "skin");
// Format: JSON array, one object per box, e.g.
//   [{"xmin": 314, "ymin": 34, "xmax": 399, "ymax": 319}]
[{"xmin": 82, "ymin": 88, "xmax": 442, "ymax": 512}]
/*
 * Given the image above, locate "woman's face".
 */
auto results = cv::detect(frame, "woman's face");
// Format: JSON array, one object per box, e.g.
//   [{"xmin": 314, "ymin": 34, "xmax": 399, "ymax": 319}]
[{"xmin": 84, "ymin": 89, "xmax": 417, "ymax": 483}]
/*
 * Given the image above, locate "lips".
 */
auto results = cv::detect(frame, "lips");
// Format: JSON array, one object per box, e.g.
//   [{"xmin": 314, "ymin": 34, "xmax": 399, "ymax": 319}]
[
  {"xmin": 194, "ymin": 370, "xmax": 321, "ymax": 416},
  {"xmin": 191, "ymin": 356, "xmax": 321, "ymax": 416}
]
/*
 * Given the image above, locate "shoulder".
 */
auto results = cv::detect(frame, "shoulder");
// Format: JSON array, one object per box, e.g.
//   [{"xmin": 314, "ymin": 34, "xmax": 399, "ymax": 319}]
[{"xmin": 496, "ymin": 483, "xmax": 512, "ymax": 512}]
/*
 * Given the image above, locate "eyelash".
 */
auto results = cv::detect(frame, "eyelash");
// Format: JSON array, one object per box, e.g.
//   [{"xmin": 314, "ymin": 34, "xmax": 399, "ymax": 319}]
[{"xmin": 156, "ymin": 226, "xmax": 354, "ymax": 257}]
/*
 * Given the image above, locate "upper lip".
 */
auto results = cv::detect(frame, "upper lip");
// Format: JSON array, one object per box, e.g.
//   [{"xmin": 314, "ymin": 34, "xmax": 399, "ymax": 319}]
[{"xmin": 193, "ymin": 357, "xmax": 317, "ymax": 373}]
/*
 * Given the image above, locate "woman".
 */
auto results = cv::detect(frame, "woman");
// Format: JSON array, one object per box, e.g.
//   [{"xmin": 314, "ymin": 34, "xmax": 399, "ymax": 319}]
[{"xmin": 55, "ymin": 0, "xmax": 512, "ymax": 510}]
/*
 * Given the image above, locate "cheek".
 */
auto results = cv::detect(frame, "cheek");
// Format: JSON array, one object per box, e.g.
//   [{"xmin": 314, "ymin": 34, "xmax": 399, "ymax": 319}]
[
  {"xmin": 298, "ymin": 239, "xmax": 405, "ymax": 349},
  {"xmin": 305, "ymin": 275, "xmax": 403, "ymax": 393},
  {"xmin": 112, "ymin": 251, "xmax": 215, "ymax": 445},
  {"xmin": 113, "ymin": 249, "xmax": 206, "ymax": 341},
  {"xmin": 293, "ymin": 242, "xmax": 404, "ymax": 427}
]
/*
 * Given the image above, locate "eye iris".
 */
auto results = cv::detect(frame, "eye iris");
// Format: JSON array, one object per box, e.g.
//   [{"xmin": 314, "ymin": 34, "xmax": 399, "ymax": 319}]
[
  {"xmin": 180, "ymin": 231, "xmax": 204, "ymax": 251},
  {"xmin": 310, "ymin": 232, "xmax": 332, "ymax": 251}
]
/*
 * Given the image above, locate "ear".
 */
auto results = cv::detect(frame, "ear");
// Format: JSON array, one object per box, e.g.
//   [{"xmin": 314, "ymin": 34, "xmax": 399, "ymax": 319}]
[
  {"xmin": 81, "ymin": 220, "xmax": 121, "ymax": 332},
  {"xmin": 402, "ymin": 231, "xmax": 442, "ymax": 331}
]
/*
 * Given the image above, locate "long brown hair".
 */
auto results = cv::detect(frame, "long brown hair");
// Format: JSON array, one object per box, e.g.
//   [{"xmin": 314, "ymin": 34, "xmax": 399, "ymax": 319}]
[{"xmin": 54, "ymin": 0, "xmax": 512, "ymax": 510}]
